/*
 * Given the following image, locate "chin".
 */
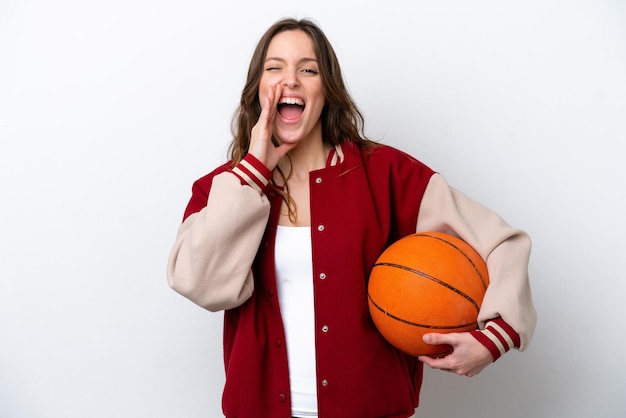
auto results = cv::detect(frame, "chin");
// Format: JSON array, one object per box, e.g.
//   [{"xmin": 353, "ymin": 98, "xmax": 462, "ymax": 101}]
[
  {"xmin": 274, "ymin": 131, "xmax": 305, "ymax": 145},
  {"xmin": 279, "ymin": 137, "xmax": 303, "ymax": 145}
]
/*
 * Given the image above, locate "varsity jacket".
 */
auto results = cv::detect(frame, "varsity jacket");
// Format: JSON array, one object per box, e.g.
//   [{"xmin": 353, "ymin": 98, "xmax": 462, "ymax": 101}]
[{"xmin": 167, "ymin": 141, "xmax": 537, "ymax": 418}]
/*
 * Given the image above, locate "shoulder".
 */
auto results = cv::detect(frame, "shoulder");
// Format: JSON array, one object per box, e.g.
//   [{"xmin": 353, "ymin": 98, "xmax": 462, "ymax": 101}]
[
  {"xmin": 353, "ymin": 142, "xmax": 435, "ymax": 173},
  {"xmin": 190, "ymin": 160, "xmax": 234, "ymax": 194},
  {"xmin": 182, "ymin": 160, "xmax": 234, "ymax": 220},
  {"xmin": 370, "ymin": 143, "xmax": 424, "ymax": 163},
  {"xmin": 338, "ymin": 141, "xmax": 436, "ymax": 189}
]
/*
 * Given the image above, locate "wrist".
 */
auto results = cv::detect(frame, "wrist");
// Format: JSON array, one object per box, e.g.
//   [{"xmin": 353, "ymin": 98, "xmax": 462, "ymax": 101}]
[
  {"xmin": 232, "ymin": 153, "xmax": 273, "ymax": 194},
  {"xmin": 470, "ymin": 317, "xmax": 521, "ymax": 362}
]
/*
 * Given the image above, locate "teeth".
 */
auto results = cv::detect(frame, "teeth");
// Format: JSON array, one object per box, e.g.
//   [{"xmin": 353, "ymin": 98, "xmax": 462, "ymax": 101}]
[{"xmin": 279, "ymin": 97, "xmax": 304, "ymax": 106}]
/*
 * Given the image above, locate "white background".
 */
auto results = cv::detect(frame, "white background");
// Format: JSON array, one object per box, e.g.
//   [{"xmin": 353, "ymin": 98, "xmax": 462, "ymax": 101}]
[{"xmin": 1, "ymin": 0, "xmax": 625, "ymax": 417}]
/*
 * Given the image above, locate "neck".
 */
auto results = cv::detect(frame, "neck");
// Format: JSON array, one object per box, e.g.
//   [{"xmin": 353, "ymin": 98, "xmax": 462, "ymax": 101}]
[
  {"xmin": 277, "ymin": 128, "xmax": 329, "ymax": 182},
  {"xmin": 289, "ymin": 142, "xmax": 329, "ymax": 178}
]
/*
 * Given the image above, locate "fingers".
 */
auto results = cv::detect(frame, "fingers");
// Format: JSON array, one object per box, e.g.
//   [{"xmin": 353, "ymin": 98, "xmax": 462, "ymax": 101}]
[
  {"xmin": 418, "ymin": 332, "xmax": 492, "ymax": 377},
  {"xmin": 419, "ymin": 352, "xmax": 461, "ymax": 371},
  {"xmin": 418, "ymin": 333, "xmax": 457, "ymax": 372},
  {"xmin": 255, "ymin": 84, "xmax": 280, "ymax": 137},
  {"xmin": 249, "ymin": 84, "xmax": 283, "ymax": 169},
  {"xmin": 418, "ymin": 352, "xmax": 468, "ymax": 376},
  {"xmin": 260, "ymin": 83, "xmax": 281, "ymax": 125},
  {"xmin": 423, "ymin": 332, "xmax": 456, "ymax": 346}
]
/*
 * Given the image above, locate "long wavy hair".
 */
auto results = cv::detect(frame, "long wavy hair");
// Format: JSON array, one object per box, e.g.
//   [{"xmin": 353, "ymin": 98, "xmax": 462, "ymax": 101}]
[{"xmin": 228, "ymin": 18, "xmax": 375, "ymax": 221}]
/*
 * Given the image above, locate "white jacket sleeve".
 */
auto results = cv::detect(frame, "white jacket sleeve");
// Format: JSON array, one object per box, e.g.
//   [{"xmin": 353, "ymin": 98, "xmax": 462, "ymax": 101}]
[
  {"xmin": 167, "ymin": 172, "xmax": 271, "ymax": 312},
  {"xmin": 416, "ymin": 173, "xmax": 537, "ymax": 349}
]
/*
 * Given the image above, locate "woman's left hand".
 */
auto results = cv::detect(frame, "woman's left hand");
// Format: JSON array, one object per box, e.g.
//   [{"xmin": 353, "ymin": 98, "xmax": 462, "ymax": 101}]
[{"xmin": 417, "ymin": 332, "xmax": 493, "ymax": 377}]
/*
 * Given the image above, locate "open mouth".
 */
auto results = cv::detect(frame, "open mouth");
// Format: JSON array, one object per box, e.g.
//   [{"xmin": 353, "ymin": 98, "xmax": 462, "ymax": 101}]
[{"xmin": 277, "ymin": 96, "xmax": 305, "ymax": 120}]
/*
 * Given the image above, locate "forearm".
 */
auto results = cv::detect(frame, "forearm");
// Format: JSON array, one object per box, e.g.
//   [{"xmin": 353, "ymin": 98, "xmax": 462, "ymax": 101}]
[{"xmin": 416, "ymin": 174, "xmax": 537, "ymax": 349}]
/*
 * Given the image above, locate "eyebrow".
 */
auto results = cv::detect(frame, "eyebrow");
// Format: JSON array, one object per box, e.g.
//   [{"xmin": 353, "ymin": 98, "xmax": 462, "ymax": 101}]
[{"xmin": 264, "ymin": 57, "xmax": 318, "ymax": 64}]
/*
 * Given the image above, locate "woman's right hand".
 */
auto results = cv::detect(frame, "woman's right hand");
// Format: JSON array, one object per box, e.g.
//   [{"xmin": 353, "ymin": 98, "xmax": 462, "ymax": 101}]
[{"xmin": 247, "ymin": 83, "xmax": 296, "ymax": 171}]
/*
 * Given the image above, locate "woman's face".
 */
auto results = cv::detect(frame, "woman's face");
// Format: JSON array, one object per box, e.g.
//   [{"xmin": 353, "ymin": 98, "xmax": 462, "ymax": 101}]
[{"xmin": 259, "ymin": 30, "xmax": 325, "ymax": 145}]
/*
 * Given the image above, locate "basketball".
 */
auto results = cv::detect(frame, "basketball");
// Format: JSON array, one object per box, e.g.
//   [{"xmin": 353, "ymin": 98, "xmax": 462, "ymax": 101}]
[{"xmin": 367, "ymin": 232, "xmax": 489, "ymax": 357}]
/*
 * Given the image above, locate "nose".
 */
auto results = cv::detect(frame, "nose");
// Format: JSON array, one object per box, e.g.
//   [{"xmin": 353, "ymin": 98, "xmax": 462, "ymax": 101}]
[{"xmin": 282, "ymin": 69, "xmax": 299, "ymax": 89}]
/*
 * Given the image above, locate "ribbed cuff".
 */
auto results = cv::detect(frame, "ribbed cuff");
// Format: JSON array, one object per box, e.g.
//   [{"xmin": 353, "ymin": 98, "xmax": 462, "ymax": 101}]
[
  {"xmin": 231, "ymin": 154, "xmax": 273, "ymax": 194},
  {"xmin": 470, "ymin": 317, "xmax": 521, "ymax": 362}
]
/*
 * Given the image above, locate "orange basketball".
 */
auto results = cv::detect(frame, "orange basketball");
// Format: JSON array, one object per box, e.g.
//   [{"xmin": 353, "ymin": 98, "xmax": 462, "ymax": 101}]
[{"xmin": 367, "ymin": 232, "xmax": 489, "ymax": 357}]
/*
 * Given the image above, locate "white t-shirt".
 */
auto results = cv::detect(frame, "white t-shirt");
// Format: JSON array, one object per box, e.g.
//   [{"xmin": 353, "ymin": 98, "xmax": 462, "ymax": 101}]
[{"xmin": 274, "ymin": 225, "xmax": 318, "ymax": 417}]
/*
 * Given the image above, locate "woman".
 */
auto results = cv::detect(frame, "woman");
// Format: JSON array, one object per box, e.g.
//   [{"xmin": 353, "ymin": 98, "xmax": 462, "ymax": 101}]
[{"xmin": 167, "ymin": 17, "xmax": 536, "ymax": 418}]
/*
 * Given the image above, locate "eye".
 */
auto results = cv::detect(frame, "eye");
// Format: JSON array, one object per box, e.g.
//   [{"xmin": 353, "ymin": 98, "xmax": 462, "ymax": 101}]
[{"xmin": 302, "ymin": 68, "xmax": 319, "ymax": 75}]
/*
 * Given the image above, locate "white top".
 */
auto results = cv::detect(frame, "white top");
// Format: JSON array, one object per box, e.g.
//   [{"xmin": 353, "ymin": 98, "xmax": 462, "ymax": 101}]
[{"xmin": 274, "ymin": 225, "xmax": 318, "ymax": 417}]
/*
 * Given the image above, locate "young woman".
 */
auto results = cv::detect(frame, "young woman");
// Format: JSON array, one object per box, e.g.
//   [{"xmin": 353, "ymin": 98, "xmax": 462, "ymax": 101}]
[{"xmin": 167, "ymin": 17, "xmax": 536, "ymax": 418}]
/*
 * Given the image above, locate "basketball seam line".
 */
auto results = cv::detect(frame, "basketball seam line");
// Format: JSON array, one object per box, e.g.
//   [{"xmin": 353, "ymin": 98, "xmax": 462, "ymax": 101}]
[
  {"xmin": 416, "ymin": 233, "xmax": 489, "ymax": 289},
  {"xmin": 372, "ymin": 262, "xmax": 481, "ymax": 312},
  {"xmin": 367, "ymin": 294, "xmax": 478, "ymax": 329}
]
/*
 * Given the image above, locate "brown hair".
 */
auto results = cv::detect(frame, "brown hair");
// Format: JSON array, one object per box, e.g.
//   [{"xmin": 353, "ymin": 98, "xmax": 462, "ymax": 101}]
[{"xmin": 228, "ymin": 17, "xmax": 374, "ymax": 164}]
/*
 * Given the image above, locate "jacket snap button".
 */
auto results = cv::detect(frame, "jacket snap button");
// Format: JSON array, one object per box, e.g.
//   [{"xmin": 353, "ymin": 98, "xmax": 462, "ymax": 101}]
[{"xmin": 317, "ymin": 225, "xmax": 325, "ymax": 232}]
